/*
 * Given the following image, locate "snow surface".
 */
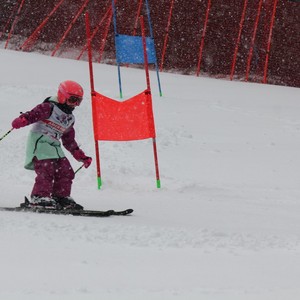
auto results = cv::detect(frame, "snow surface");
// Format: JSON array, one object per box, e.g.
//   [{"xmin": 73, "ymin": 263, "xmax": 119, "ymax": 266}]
[{"xmin": 0, "ymin": 48, "xmax": 300, "ymax": 300}]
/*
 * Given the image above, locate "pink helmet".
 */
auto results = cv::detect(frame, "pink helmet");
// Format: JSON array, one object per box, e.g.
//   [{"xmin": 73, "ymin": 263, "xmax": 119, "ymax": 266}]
[{"xmin": 57, "ymin": 80, "xmax": 84, "ymax": 107}]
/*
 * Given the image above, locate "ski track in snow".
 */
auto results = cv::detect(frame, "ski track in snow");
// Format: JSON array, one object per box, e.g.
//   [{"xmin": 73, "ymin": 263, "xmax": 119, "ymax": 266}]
[{"xmin": 0, "ymin": 211, "xmax": 299, "ymax": 253}]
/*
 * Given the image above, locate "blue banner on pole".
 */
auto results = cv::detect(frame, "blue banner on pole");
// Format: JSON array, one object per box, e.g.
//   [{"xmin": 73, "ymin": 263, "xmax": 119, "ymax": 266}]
[{"xmin": 115, "ymin": 34, "xmax": 157, "ymax": 64}]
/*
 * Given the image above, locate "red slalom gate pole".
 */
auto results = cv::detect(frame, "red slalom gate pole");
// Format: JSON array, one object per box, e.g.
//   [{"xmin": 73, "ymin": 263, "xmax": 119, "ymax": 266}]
[
  {"xmin": 230, "ymin": 0, "xmax": 248, "ymax": 80},
  {"xmin": 97, "ymin": 8, "xmax": 113, "ymax": 63},
  {"xmin": 196, "ymin": 0, "xmax": 211, "ymax": 77},
  {"xmin": 20, "ymin": 0, "xmax": 65, "ymax": 51},
  {"xmin": 85, "ymin": 12, "xmax": 102, "ymax": 189},
  {"xmin": 5, "ymin": 0, "xmax": 25, "ymax": 49},
  {"xmin": 77, "ymin": 5, "xmax": 112, "ymax": 60},
  {"xmin": 0, "ymin": 0, "xmax": 21, "ymax": 39},
  {"xmin": 140, "ymin": 15, "xmax": 161, "ymax": 188},
  {"xmin": 141, "ymin": 16, "xmax": 151, "ymax": 91},
  {"xmin": 133, "ymin": 0, "xmax": 143, "ymax": 36},
  {"xmin": 160, "ymin": 0, "xmax": 174, "ymax": 72},
  {"xmin": 263, "ymin": 0, "xmax": 278, "ymax": 84},
  {"xmin": 52, "ymin": 0, "xmax": 89, "ymax": 57},
  {"xmin": 245, "ymin": 0, "xmax": 263, "ymax": 81},
  {"xmin": 85, "ymin": 13, "xmax": 95, "ymax": 93}
]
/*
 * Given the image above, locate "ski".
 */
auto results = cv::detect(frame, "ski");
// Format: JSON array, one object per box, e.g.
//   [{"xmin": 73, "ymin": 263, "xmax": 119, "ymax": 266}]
[{"xmin": 0, "ymin": 198, "xmax": 133, "ymax": 218}]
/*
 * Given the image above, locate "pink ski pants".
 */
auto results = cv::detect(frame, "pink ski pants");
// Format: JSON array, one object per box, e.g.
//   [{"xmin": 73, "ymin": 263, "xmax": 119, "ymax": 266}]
[{"xmin": 31, "ymin": 157, "xmax": 75, "ymax": 198}]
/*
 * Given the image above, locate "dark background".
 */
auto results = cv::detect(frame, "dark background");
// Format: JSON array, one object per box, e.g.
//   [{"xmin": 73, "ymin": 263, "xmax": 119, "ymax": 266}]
[{"xmin": 1, "ymin": 0, "xmax": 299, "ymax": 87}]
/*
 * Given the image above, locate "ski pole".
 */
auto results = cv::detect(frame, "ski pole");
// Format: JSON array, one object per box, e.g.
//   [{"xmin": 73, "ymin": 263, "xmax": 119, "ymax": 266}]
[
  {"xmin": 75, "ymin": 164, "xmax": 85, "ymax": 174},
  {"xmin": 0, "ymin": 128, "xmax": 14, "ymax": 142}
]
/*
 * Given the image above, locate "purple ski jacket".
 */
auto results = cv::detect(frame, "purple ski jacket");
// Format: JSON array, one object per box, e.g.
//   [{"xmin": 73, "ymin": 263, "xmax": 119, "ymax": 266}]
[{"xmin": 21, "ymin": 97, "xmax": 82, "ymax": 170}]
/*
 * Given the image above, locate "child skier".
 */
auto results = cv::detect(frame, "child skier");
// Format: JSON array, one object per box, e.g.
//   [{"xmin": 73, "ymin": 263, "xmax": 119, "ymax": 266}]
[{"xmin": 11, "ymin": 80, "xmax": 92, "ymax": 210}]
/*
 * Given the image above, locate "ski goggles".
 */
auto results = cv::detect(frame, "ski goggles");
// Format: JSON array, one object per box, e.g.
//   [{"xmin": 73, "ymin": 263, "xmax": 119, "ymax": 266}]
[{"xmin": 66, "ymin": 95, "xmax": 83, "ymax": 106}]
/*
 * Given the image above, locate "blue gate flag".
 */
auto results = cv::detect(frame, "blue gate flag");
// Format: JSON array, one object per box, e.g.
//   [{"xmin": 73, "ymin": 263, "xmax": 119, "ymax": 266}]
[{"xmin": 115, "ymin": 34, "xmax": 157, "ymax": 64}]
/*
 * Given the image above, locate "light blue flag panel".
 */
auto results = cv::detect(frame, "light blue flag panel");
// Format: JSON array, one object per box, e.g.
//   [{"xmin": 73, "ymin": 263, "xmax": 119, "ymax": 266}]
[
  {"xmin": 115, "ymin": 34, "xmax": 157, "ymax": 64},
  {"xmin": 112, "ymin": 0, "xmax": 162, "ymax": 97}
]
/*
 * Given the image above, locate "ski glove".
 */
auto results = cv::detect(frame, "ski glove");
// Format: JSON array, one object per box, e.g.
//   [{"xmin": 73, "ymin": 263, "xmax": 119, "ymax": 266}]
[
  {"xmin": 73, "ymin": 149, "xmax": 92, "ymax": 168},
  {"xmin": 12, "ymin": 116, "xmax": 29, "ymax": 129}
]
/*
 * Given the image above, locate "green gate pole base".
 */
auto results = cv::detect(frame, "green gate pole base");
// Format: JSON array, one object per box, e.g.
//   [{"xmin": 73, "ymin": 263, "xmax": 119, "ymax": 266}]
[{"xmin": 156, "ymin": 179, "xmax": 161, "ymax": 188}]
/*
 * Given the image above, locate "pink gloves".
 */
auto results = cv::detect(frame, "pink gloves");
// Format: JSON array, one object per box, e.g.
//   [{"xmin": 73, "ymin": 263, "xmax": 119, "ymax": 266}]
[
  {"xmin": 12, "ymin": 116, "xmax": 28, "ymax": 129},
  {"xmin": 73, "ymin": 149, "xmax": 92, "ymax": 168}
]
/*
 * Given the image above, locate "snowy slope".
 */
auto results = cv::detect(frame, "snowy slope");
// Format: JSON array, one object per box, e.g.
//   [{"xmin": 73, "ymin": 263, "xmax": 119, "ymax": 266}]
[{"xmin": 0, "ymin": 48, "xmax": 300, "ymax": 300}]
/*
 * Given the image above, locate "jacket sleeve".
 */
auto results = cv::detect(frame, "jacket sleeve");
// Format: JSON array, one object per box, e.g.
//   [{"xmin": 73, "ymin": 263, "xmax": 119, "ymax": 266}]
[
  {"xmin": 61, "ymin": 126, "xmax": 80, "ymax": 154},
  {"xmin": 20, "ymin": 102, "xmax": 53, "ymax": 124}
]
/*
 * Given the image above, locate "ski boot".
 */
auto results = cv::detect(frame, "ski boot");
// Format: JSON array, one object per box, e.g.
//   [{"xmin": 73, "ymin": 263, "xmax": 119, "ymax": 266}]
[
  {"xmin": 30, "ymin": 195, "xmax": 57, "ymax": 209},
  {"xmin": 52, "ymin": 196, "xmax": 84, "ymax": 210}
]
